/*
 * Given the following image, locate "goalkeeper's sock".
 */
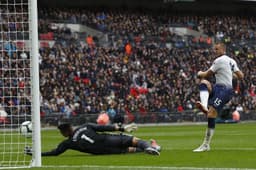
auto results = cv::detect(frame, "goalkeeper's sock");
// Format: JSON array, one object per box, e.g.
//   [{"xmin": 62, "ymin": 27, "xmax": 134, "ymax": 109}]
[
  {"xmin": 137, "ymin": 140, "xmax": 150, "ymax": 150},
  {"xmin": 199, "ymin": 83, "xmax": 209, "ymax": 109},
  {"xmin": 127, "ymin": 147, "xmax": 143, "ymax": 153}
]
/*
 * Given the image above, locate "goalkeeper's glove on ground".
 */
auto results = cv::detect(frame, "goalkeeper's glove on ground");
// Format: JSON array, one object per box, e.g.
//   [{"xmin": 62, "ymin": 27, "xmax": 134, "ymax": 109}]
[{"xmin": 123, "ymin": 123, "xmax": 138, "ymax": 133}]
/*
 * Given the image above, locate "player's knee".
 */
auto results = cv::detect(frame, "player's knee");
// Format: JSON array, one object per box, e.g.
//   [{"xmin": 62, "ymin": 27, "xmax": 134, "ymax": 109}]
[
  {"xmin": 199, "ymin": 79, "xmax": 209, "ymax": 85},
  {"xmin": 207, "ymin": 106, "xmax": 218, "ymax": 118},
  {"xmin": 199, "ymin": 83, "xmax": 208, "ymax": 91},
  {"xmin": 198, "ymin": 80, "xmax": 211, "ymax": 92}
]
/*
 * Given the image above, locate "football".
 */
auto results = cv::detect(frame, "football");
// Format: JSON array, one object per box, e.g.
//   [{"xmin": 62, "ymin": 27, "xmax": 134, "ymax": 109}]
[
  {"xmin": 20, "ymin": 121, "xmax": 32, "ymax": 138},
  {"xmin": 96, "ymin": 113, "xmax": 110, "ymax": 125}
]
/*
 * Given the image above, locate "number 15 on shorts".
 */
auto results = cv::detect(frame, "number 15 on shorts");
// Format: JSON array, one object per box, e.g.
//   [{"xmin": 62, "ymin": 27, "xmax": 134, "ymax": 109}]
[{"xmin": 214, "ymin": 98, "xmax": 222, "ymax": 106}]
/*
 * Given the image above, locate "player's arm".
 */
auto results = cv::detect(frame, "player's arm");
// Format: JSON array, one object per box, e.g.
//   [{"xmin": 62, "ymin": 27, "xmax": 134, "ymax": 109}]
[
  {"xmin": 199, "ymin": 58, "xmax": 221, "ymax": 79},
  {"xmin": 25, "ymin": 140, "xmax": 68, "ymax": 156},
  {"xmin": 87, "ymin": 123, "xmax": 137, "ymax": 133},
  {"xmin": 87, "ymin": 123, "xmax": 123, "ymax": 132},
  {"xmin": 197, "ymin": 69, "xmax": 214, "ymax": 79},
  {"xmin": 41, "ymin": 140, "xmax": 69, "ymax": 156},
  {"xmin": 25, "ymin": 140, "xmax": 69, "ymax": 156},
  {"xmin": 232, "ymin": 59, "xmax": 244, "ymax": 80},
  {"xmin": 233, "ymin": 70, "xmax": 244, "ymax": 80}
]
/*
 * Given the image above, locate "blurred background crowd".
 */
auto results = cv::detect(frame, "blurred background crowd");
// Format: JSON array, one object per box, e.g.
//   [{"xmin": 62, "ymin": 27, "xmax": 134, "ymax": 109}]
[{"xmin": 0, "ymin": 5, "xmax": 255, "ymax": 124}]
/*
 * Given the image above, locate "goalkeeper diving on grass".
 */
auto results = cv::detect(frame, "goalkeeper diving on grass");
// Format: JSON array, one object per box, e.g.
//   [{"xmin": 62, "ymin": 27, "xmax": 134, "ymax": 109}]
[{"xmin": 25, "ymin": 123, "xmax": 161, "ymax": 156}]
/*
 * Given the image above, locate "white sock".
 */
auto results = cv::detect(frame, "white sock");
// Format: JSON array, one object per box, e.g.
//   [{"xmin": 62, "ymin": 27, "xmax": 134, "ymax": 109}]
[
  {"xmin": 203, "ymin": 128, "xmax": 214, "ymax": 145},
  {"xmin": 200, "ymin": 91, "xmax": 209, "ymax": 109}
]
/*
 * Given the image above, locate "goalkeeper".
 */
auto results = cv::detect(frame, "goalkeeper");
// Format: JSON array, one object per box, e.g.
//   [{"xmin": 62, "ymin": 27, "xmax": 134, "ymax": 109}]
[{"xmin": 25, "ymin": 123, "xmax": 160, "ymax": 156}]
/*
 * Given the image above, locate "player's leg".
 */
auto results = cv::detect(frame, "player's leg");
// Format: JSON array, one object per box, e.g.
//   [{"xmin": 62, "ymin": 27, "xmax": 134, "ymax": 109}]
[
  {"xmin": 104, "ymin": 134, "xmax": 160, "ymax": 155},
  {"xmin": 196, "ymin": 79, "xmax": 212, "ymax": 114},
  {"xmin": 128, "ymin": 147, "xmax": 142, "ymax": 153},
  {"xmin": 194, "ymin": 85, "xmax": 234, "ymax": 152},
  {"xmin": 150, "ymin": 139, "xmax": 161, "ymax": 151},
  {"xmin": 132, "ymin": 137, "xmax": 160, "ymax": 155},
  {"xmin": 127, "ymin": 139, "xmax": 161, "ymax": 153},
  {"xmin": 101, "ymin": 134, "xmax": 134, "ymax": 154},
  {"xmin": 193, "ymin": 106, "xmax": 217, "ymax": 152},
  {"xmin": 194, "ymin": 83, "xmax": 218, "ymax": 152}
]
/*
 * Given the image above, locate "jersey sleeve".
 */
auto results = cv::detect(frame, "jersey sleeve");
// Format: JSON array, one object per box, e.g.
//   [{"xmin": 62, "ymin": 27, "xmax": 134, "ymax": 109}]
[
  {"xmin": 41, "ymin": 140, "xmax": 69, "ymax": 156},
  {"xmin": 86, "ymin": 123, "xmax": 116, "ymax": 132},
  {"xmin": 231, "ymin": 59, "xmax": 239, "ymax": 72},
  {"xmin": 210, "ymin": 58, "xmax": 220, "ymax": 73}
]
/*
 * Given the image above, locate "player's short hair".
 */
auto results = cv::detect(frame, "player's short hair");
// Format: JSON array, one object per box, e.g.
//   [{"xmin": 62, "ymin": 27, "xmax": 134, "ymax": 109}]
[{"xmin": 57, "ymin": 123, "xmax": 71, "ymax": 131}]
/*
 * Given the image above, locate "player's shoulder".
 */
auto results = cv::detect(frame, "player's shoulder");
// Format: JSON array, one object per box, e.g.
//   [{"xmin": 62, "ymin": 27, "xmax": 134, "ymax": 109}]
[
  {"xmin": 218, "ymin": 54, "xmax": 229, "ymax": 59},
  {"xmin": 78, "ymin": 123, "xmax": 90, "ymax": 129},
  {"xmin": 78, "ymin": 123, "xmax": 97, "ymax": 130},
  {"xmin": 215, "ymin": 55, "xmax": 233, "ymax": 63}
]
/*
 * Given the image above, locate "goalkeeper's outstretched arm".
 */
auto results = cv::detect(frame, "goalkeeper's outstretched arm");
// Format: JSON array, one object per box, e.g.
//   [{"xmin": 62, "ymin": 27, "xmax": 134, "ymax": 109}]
[
  {"xmin": 25, "ymin": 140, "xmax": 69, "ymax": 156},
  {"xmin": 42, "ymin": 140, "xmax": 69, "ymax": 156},
  {"xmin": 87, "ymin": 123, "xmax": 137, "ymax": 133}
]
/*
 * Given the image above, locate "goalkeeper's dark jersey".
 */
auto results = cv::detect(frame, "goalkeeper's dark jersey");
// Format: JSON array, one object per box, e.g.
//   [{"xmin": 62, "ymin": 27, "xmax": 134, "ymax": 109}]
[{"xmin": 42, "ymin": 123, "xmax": 131, "ymax": 156}]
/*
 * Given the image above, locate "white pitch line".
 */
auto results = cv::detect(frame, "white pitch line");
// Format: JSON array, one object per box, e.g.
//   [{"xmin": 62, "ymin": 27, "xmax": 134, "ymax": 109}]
[
  {"xmin": 159, "ymin": 147, "xmax": 256, "ymax": 151},
  {"xmin": 43, "ymin": 165, "xmax": 256, "ymax": 170},
  {"xmin": 0, "ymin": 167, "xmax": 29, "ymax": 170},
  {"xmin": 213, "ymin": 148, "xmax": 256, "ymax": 151},
  {"xmin": 1, "ymin": 165, "xmax": 256, "ymax": 170}
]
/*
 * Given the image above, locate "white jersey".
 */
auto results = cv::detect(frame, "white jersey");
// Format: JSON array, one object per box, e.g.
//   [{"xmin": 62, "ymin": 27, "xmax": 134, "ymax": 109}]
[{"xmin": 210, "ymin": 55, "xmax": 240, "ymax": 87}]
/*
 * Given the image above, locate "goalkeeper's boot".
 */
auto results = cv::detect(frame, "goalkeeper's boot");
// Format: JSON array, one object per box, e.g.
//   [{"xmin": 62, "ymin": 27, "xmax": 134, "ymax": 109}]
[
  {"xmin": 193, "ymin": 143, "xmax": 210, "ymax": 152},
  {"xmin": 195, "ymin": 101, "xmax": 208, "ymax": 115},
  {"xmin": 145, "ymin": 147, "xmax": 160, "ymax": 156},
  {"xmin": 150, "ymin": 139, "xmax": 161, "ymax": 152}
]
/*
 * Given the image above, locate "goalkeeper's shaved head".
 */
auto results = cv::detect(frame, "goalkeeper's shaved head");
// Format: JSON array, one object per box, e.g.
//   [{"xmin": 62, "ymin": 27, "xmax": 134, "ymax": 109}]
[
  {"xmin": 58, "ymin": 123, "xmax": 71, "ymax": 131},
  {"xmin": 58, "ymin": 123, "xmax": 73, "ymax": 137}
]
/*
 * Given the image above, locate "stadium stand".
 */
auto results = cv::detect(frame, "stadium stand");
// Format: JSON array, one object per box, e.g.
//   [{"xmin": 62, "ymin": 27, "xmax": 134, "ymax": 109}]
[{"xmin": 1, "ymin": 6, "xmax": 255, "ymax": 125}]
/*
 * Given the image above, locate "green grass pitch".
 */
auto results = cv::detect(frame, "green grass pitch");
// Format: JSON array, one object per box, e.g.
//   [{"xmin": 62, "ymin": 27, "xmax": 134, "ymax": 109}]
[{"xmin": 21, "ymin": 122, "xmax": 256, "ymax": 169}]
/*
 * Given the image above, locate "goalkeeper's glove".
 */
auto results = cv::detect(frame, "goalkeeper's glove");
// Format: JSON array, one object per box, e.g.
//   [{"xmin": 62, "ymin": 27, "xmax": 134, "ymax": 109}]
[
  {"xmin": 123, "ymin": 123, "xmax": 138, "ymax": 133},
  {"xmin": 24, "ymin": 146, "xmax": 32, "ymax": 156}
]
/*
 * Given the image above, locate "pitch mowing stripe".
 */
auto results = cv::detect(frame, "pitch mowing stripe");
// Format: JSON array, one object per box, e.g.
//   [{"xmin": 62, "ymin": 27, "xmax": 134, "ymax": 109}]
[{"xmin": 43, "ymin": 165, "xmax": 256, "ymax": 170}]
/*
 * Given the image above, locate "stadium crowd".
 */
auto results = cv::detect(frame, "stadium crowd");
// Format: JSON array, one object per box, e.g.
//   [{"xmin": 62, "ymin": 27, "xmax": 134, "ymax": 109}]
[
  {"xmin": 1, "ymin": 7, "xmax": 255, "ymax": 123},
  {"xmin": 37, "ymin": 8, "xmax": 256, "ymax": 120}
]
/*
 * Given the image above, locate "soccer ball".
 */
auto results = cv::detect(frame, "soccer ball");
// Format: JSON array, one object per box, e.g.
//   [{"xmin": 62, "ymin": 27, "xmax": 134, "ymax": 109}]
[
  {"xmin": 96, "ymin": 113, "xmax": 110, "ymax": 125},
  {"xmin": 20, "ymin": 121, "xmax": 32, "ymax": 138}
]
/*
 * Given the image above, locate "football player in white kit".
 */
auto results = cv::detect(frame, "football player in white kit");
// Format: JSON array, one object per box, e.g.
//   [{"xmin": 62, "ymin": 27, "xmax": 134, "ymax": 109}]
[{"xmin": 193, "ymin": 43, "xmax": 244, "ymax": 152}]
